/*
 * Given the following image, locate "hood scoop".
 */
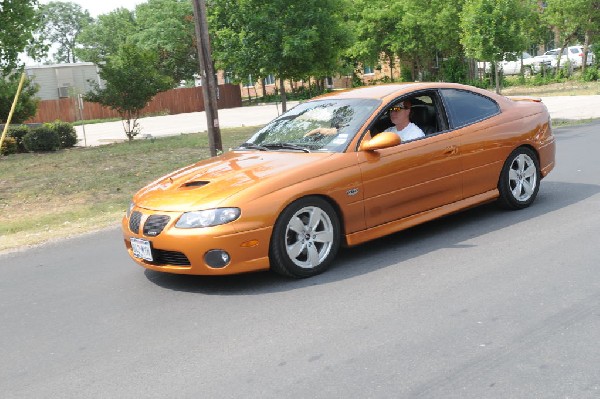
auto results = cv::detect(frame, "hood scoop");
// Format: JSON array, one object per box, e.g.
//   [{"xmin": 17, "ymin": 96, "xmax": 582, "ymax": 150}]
[{"xmin": 181, "ymin": 180, "xmax": 210, "ymax": 189}]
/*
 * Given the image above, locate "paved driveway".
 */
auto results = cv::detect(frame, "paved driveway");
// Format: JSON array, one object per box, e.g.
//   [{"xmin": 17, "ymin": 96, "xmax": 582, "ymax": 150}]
[{"xmin": 75, "ymin": 96, "xmax": 600, "ymax": 146}]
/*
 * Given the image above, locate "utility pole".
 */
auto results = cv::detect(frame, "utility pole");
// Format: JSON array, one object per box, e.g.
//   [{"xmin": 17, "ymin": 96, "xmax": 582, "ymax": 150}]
[{"xmin": 192, "ymin": 0, "xmax": 222, "ymax": 156}]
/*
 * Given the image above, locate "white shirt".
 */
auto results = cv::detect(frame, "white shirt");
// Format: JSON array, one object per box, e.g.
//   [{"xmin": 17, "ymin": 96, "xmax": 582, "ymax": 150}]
[{"xmin": 384, "ymin": 122, "xmax": 425, "ymax": 142}]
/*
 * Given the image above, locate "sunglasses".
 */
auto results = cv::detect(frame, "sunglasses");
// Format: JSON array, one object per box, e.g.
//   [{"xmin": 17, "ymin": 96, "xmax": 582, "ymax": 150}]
[{"xmin": 389, "ymin": 105, "xmax": 408, "ymax": 112}]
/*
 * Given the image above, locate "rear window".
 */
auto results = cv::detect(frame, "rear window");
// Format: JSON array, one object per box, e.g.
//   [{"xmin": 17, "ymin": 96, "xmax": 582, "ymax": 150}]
[{"xmin": 440, "ymin": 89, "xmax": 500, "ymax": 129}]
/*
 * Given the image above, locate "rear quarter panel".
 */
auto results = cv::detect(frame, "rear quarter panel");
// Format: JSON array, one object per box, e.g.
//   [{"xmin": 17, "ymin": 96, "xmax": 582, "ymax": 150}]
[{"xmin": 459, "ymin": 98, "xmax": 553, "ymax": 199}]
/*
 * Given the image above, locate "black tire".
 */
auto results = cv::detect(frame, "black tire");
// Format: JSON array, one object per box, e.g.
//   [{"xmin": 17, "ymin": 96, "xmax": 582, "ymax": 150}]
[
  {"xmin": 269, "ymin": 196, "xmax": 341, "ymax": 278},
  {"xmin": 497, "ymin": 147, "xmax": 540, "ymax": 210}
]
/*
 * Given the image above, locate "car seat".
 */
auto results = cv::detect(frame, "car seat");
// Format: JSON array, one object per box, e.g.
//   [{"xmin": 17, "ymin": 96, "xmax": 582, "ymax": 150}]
[{"xmin": 410, "ymin": 105, "xmax": 437, "ymax": 135}]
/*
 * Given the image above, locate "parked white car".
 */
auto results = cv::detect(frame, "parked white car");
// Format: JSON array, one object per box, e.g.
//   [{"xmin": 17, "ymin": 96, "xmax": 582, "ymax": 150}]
[
  {"xmin": 556, "ymin": 46, "xmax": 595, "ymax": 67},
  {"xmin": 479, "ymin": 52, "xmax": 547, "ymax": 76},
  {"xmin": 533, "ymin": 50, "xmax": 559, "ymax": 67}
]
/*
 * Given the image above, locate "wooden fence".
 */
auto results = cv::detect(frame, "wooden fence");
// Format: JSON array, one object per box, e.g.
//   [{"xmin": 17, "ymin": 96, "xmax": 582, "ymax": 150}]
[{"xmin": 25, "ymin": 84, "xmax": 242, "ymax": 124}]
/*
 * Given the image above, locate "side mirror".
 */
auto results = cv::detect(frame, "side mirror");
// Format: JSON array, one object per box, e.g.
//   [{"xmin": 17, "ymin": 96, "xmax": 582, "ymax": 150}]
[{"xmin": 360, "ymin": 131, "xmax": 401, "ymax": 151}]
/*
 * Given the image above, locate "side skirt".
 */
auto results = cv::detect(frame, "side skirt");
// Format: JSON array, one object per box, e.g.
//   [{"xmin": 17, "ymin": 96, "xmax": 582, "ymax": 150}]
[{"xmin": 345, "ymin": 190, "xmax": 499, "ymax": 247}]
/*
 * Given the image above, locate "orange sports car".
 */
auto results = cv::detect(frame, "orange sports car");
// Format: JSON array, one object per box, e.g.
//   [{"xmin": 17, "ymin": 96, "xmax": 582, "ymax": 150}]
[{"xmin": 122, "ymin": 83, "xmax": 555, "ymax": 278}]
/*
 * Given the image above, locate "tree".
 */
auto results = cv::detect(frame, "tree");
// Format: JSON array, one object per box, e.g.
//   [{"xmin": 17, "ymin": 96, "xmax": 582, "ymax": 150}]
[
  {"xmin": 0, "ymin": 0, "xmax": 41, "ymax": 74},
  {"xmin": 135, "ymin": 0, "xmax": 198, "ymax": 83},
  {"xmin": 544, "ymin": 0, "xmax": 600, "ymax": 71},
  {"xmin": 35, "ymin": 1, "xmax": 93, "ymax": 63},
  {"xmin": 460, "ymin": 0, "xmax": 531, "ymax": 93},
  {"xmin": 85, "ymin": 44, "xmax": 173, "ymax": 141},
  {"xmin": 0, "ymin": 73, "xmax": 39, "ymax": 123},
  {"xmin": 348, "ymin": 0, "xmax": 466, "ymax": 83},
  {"xmin": 75, "ymin": 8, "xmax": 137, "ymax": 65},
  {"xmin": 209, "ymin": 0, "xmax": 350, "ymax": 111},
  {"xmin": 348, "ymin": 0, "xmax": 398, "ymax": 81},
  {"xmin": 77, "ymin": 1, "xmax": 199, "ymax": 83}
]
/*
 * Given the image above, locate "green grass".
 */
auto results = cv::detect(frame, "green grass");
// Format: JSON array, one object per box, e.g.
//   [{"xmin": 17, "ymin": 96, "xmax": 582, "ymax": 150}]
[
  {"xmin": 501, "ymin": 79, "xmax": 600, "ymax": 96},
  {"xmin": 0, "ymin": 126, "xmax": 260, "ymax": 252}
]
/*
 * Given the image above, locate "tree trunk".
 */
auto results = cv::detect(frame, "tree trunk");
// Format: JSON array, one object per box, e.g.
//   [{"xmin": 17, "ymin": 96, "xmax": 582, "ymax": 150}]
[
  {"xmin": 495, "ymin": 61, "xmax": 501, "ymax": 94},
  {"xmin": 279, "ymin": 78, "xmax": 287, "ymax": 113},
  {"xmin": 582, "ymin": 30, "xmax": 591, "ymax": 74}
]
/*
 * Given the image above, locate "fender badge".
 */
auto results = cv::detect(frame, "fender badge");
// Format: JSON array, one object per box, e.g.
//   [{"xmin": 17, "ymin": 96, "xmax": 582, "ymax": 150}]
[{"xmin": 346, "ymin": 188, "xmax": 359, "ymax": 196}]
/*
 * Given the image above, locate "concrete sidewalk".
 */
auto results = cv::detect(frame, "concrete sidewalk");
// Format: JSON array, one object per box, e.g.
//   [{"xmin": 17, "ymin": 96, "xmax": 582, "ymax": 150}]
[
  {"xmin": 75, "ymin": 102, "xmax": 298, "ymax": 146},
  {"xmin": 74, "ymin": 96, "xmax": 600, "ymax": 146}
]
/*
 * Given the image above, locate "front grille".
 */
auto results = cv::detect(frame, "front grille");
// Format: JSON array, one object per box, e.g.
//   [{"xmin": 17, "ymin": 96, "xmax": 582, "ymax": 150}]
[
  {"xmin": 153, "ymin": 249, "xmax": 191, "ymax": 266},
  {"xmin": 143, "ymin": 215, "xmax": 171, "ymax": 237},
  {"xmin": 129, "ymin": 211, "xmax": 142, "ymax": 233}
]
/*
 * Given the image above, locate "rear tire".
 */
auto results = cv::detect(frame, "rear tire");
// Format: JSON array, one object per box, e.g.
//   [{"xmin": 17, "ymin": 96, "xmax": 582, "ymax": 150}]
[
  {"xmin": 497, "ymin": 147, "xmax": 540, "ymax": 210},
  {"xmin": 269, "ymin": 197, "xmax": 340, "ymax": 278}
]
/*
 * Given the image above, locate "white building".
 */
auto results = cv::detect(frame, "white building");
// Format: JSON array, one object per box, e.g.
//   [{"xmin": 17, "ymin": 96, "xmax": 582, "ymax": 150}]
[{"xmin": 24, "ymin": 63, "xmax": 103, "ymax": 101}]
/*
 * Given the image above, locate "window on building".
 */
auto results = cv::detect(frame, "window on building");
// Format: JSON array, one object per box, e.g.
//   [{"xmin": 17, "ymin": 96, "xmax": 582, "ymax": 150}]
[
  {"xmin": 244, "ymin": 75, "xmax": 254, "ymax": 88},
  {"xmin": 364, "ymin": 66, "xmax": 375, "ymax": 75},
  {"xmin": 264, "ymin": 74, "xmax": 276, "ymax": 85}
]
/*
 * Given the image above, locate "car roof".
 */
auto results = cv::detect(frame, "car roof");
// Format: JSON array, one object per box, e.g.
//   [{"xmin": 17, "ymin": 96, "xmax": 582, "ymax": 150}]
[{"xmin": 311, "ymin": 82, "xmax": 491, "ymax": 102}]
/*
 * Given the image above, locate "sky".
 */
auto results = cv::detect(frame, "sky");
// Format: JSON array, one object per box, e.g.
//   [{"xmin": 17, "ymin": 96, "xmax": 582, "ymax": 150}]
[{"xmin": 40, "ymin": 0, "xmax": 146, "ymax": 17}]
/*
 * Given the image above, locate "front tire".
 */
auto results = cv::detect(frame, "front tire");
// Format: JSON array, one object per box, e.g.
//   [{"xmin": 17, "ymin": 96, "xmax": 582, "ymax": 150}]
[
  {"xmin": 270, "ymin": 197, "xmax": 340, "ymax": 278},
  {"xmin": 497, "ymin": 147, "xmax": 540, "ymax": 210}
]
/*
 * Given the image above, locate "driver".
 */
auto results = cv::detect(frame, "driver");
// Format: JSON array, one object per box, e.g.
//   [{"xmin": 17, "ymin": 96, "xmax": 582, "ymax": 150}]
[{"xmin": 384, "ymin": 100, "xmax": 424, "ymax": 142}]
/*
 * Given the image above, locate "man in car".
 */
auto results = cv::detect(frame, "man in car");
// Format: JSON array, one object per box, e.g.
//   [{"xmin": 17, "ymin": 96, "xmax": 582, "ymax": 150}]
[{"xmin": 385, "ymin": 100, "xmax": 425, "ymax": 142}]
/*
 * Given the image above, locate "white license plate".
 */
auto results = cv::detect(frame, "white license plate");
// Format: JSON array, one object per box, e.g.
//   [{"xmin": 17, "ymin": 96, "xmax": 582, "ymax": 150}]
[{"xmin": 130, "ymin": 237, "xmax": 153, "ymax": 262}]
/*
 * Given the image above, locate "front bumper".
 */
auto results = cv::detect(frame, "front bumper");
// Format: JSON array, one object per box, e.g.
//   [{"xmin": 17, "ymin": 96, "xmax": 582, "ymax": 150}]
[{"xmin": 121, "ymin": 207, "xmax": 272, "ymax": 275}]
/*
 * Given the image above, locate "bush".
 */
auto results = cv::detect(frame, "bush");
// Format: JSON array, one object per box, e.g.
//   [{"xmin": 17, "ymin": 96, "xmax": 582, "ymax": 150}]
[
  {"xmin": 48, "ymin": 120, "xmax": 78, "ymax": 148},
  {"xmin": 581, "ymin": 66, "xmax": 599, "ymax": 82},
  {"xmin": 8, "ymin": 125, "xmax": 30, "ymax": 153},
  {"xmin": 1, "ymin": 136, "xmax": 18, "ymax": 155},
  {"xmin": 23, "ymin": 126, "xmax": 60, "ymax": 152}
]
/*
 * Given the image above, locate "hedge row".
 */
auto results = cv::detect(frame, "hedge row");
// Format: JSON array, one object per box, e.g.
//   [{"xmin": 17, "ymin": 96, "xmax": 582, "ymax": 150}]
[{"xmin": 1, "ymin": 121, "xmax": 78, "ymax": 155}]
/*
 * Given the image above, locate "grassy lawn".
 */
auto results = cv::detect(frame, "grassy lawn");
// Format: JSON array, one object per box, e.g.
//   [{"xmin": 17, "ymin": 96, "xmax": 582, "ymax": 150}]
[
  {"xmin": 501, "ymin": 80, "xmax": 600, "ymax": 96},
  {"xmin": 0, "ymin": 126, "xmax": 259, "ymax": 253}
]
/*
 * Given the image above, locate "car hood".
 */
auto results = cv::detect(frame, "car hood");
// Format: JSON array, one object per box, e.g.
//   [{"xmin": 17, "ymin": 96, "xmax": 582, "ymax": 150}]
[{"xmin": 134, "ymin": 150, "xmax": 335, "ymax": 211}]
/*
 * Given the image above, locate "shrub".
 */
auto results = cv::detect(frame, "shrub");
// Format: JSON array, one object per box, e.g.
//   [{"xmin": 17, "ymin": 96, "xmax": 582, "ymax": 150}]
[
  {"xmin": 23, "ymin": 126, "xmax": 60, "ymax": 152},
  {"xmin": 8, "ymin": 125, "xmax": 30, "ymax": 153},
  {"xmin": 581, "ymin": 66, "xmax": 599, "ymax": 82},
  {"xmin": 48, "ymin": 120, "xmax": 78, "ymax": 148},
  {"xmin": 1, "ymin": 136, "xmax": 18, "ymax": 155}
]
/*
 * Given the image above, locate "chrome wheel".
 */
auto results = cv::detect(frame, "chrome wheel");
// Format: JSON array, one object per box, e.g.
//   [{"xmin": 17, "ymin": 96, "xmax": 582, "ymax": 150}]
[
  {"xmin": 285, "ymin": 206, "xmax": 334, "ymax": 269},
  {"xmin": 270, "ymin": 197, "xmax": 340, "ymax": 278},
  {"xmin": 497, "ymin": 147, "xmax": 540, "ymax": 210},
  {"xmin": 508, "ymin": 153, "xmax": 537, "ymax": 202}
]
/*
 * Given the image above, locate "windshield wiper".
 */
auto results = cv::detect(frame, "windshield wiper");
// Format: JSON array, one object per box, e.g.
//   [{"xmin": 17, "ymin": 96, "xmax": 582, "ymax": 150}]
[
  {"xmin": 238, "ymin": 142, "xmax": 269, "ymax": 151},
  {"xmin": 262, "ymin": 143, "xmax": 311, "ymax": 153}
]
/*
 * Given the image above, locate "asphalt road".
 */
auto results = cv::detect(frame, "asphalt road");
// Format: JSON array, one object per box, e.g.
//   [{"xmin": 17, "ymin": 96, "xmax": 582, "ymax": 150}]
[{"xmin": 2, "ymin": 122, "xmax": 600, "ymax": 398}]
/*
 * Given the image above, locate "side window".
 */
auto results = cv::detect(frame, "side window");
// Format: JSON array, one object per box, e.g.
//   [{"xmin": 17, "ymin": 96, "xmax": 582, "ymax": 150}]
[{"xmin": 440, "ymin": 89, "xmax": 499, "ymax": 129}]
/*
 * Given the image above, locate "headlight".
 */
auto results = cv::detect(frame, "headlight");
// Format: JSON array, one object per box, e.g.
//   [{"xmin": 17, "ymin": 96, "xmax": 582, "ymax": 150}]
[
  {"xmin": 175, "ymin": 208, "xmax": 241, "ymax": 228},
  {"xmin": 126, "ymin": 202, "xmax": 135, "ymax": 218}
]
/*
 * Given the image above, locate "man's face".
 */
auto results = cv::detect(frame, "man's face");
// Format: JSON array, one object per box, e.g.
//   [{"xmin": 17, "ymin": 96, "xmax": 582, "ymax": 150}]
[{"xmin": 390, "ymin": 107, "xmax": 409, "ymax": 125}]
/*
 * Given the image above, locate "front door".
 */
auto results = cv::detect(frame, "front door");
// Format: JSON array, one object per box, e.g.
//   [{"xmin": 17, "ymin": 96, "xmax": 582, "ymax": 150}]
[{"xmin": 357, "ymin": 131, "xmax": 462, "ymax": 229}]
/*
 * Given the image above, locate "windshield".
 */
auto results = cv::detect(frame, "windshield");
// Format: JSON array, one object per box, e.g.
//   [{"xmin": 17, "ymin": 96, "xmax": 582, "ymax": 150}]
[{"xmin": 242, "ymin": 98, "xmax": 380, "ymax": 152}]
